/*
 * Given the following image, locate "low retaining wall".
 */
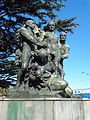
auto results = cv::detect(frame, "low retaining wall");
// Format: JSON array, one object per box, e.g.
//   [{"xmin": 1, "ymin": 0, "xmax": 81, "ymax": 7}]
[{"xmin": 0, "ymin": 97, "xmax": 90, "ymax": 120}]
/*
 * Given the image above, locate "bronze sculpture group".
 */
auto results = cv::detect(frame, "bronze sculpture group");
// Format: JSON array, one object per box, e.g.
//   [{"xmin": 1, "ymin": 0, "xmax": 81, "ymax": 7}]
[{"xmin": 15, "ymin": 20, "xmax": 73, "ymax": 98}]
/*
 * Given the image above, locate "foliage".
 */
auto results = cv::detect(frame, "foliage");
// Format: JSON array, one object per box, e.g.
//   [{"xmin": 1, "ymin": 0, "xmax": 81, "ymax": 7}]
[
  {"xmin": 56, "ymin": 17, "xmax": 79, "ymax": 33},
  {"xmin": 0, "ymin": 87, "xmax": 7, "ymax": 95},
  {"xmin": 0, "ymin": 0, "xmax": 78, "ymax": 87}
]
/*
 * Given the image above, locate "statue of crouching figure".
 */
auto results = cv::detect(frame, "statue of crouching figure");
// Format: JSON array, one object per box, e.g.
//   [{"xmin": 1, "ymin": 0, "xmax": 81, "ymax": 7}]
[{"xmin": 43, "ymin": 74, "xmax": 72, "ymax": 97}]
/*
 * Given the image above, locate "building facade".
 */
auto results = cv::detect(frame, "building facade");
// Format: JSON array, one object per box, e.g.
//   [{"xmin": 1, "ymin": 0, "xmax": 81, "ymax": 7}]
[{"xmin": 73, "ymin": 88, "xmax": 90, "ymax": 99}]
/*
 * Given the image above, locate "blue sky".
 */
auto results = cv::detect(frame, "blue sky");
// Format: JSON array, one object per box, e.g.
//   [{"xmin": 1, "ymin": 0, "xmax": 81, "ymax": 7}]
[{"xmin": 56, "ymin": 0, "xmax": 90, "ymax": 89}]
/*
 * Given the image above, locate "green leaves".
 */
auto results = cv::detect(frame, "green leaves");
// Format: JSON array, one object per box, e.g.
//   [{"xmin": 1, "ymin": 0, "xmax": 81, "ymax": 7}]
[{"xmin": 56, "ymin": 17, "xmax": 79, "ymax": 33}]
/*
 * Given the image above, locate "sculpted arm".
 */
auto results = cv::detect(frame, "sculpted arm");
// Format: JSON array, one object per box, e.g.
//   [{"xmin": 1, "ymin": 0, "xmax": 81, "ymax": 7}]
[
  {"xmin": 20, "ymin": 27, "xmax": 38, "ymax": 44},
  {"xmin": 61, "ymin": 45, "xmax": 70, "ymax": 59}
]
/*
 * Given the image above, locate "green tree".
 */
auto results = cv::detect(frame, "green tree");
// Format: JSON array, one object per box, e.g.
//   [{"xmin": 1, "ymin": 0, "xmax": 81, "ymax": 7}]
[{"xmin": 0, "ymin": 0, "xmax": 78, "ymax": 87}]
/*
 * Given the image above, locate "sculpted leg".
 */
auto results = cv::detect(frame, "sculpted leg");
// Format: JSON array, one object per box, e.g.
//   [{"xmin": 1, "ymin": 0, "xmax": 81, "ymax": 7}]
[
  {"xmin": 16, "ymin": 42, "xmax": 31, "ymax": 87},
  {"xmin": 58, "ymin": 63, "xmax": 64, "ymax": 80},
  {"xmin": 48, "ymin": 79, "xmax": 68, "ymax": 91}
]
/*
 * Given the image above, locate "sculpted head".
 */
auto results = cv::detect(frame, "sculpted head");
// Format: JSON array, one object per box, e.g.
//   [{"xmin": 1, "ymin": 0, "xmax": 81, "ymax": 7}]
[
  {"xmin": 60, "ymin": 32, "xmax": 67, "ymax": 41},
  {"xmin": 48, "ymin": 21, "xmax": 55, "ymax": 32},
  {"xmin": 25, "ymin": 20, "xmax": 35, "ymax": 29}
]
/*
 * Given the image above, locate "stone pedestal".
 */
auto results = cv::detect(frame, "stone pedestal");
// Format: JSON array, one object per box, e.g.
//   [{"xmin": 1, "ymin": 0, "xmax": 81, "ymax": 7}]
[{"xmin": 0, "ymin": 97, "xmax": 90, "ymax": 120}]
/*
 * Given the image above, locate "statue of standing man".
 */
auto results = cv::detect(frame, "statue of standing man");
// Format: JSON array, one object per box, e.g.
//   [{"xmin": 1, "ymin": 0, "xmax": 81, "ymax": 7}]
[
  {"xmin": 58, "ymin": 32, "xmax": 70, "ymax": 80},
  {"xmin": 15, "ymin": 20, "xmax": 40, "ymax": 89}
]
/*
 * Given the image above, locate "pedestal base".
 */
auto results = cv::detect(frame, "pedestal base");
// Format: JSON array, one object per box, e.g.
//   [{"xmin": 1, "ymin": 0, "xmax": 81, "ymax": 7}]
[{"xmin": 0, "ymin": 97, "xmax": 90, "ymax": 120}]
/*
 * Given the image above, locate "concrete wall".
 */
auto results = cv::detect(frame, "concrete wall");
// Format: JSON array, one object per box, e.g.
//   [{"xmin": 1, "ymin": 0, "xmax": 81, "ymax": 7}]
[{"xmin": 0, "ymin": 97, "xmax": 90, "ymax": 120}]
